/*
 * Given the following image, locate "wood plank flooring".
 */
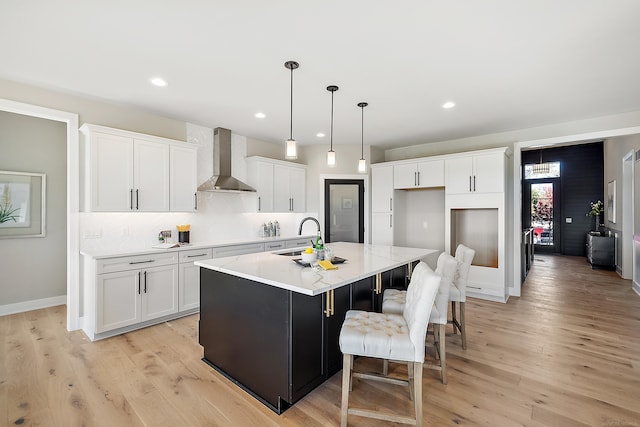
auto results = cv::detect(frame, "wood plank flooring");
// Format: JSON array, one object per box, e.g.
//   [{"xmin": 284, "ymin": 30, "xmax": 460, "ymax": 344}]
[{"xmin": 2, "ymin": 254, "xmax": 640, "ymax": 426}]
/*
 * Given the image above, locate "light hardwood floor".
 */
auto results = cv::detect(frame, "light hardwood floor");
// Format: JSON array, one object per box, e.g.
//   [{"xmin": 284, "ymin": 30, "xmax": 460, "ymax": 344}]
[{"xmin": 2, "ymin": 254, "xmax": 640, "ymax": 426}]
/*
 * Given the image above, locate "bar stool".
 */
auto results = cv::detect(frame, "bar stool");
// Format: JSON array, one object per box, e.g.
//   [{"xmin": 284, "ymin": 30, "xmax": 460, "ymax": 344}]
[
  {"xmin": 449, "ymin": 244, "xmax": 475, "ymax": 350},
  {"xmin": 338, "ymin": 261, "xmax": 440, "ymax": 427},
  {"xmin": 382, "ymin": 252, "xmax": 457, "ymax": 383}
]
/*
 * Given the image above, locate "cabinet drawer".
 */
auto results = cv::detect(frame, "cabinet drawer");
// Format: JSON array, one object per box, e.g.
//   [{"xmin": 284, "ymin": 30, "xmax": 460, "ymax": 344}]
[
  {"xmin": 213, "ymin": 243, "xmax": 265, "ymax": 258},
  {"xmin": 97, "ymin": 252, "xmax": 178, "ymax": 274},
  {"xmin": 286, "ymin": 238, "xmax": 312, "ymax": 249},
  {"xmin": 264, "ymin": 241, "xmax": 286, "ymax": 251},
  {"xmin": 179, "ymin": 248, "xmax": 213, "ymax": 263}
]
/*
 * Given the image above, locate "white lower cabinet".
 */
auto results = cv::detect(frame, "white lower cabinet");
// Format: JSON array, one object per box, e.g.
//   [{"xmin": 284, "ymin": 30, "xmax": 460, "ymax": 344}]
[
  {"xmin": 178, "ymin": 248, "xmax": 213, "ymax": 311},
  {"xmin": 372, "ymin": 212, "xmax": 394, "ymax": 245}
]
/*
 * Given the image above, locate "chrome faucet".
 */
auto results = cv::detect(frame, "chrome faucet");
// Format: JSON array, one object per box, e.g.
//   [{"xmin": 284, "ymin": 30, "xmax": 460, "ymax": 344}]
[{"xmin": 298, "ymin": 216, "xmax": 321, "ymax": 236}]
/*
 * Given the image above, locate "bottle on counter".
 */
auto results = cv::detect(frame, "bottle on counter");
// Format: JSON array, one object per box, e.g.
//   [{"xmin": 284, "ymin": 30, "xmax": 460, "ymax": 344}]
[
  {"xmin": 261, "ymin": 223, "xmax": 267, "ymax": 237},
  {"xmin": 267, "ymin": 221, "xmax": 273, "ymax": 237},
  {"xmin": 314, "ymin": 231, "xmax": 325, "ymax": 260},
  {"xmin": 274, "ymin": 220, "xmax": 280, "ymax": 237}
]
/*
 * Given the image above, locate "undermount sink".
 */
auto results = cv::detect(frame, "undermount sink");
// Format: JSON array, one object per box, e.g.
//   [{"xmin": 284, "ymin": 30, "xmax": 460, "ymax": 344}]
[{"xmin": 275, "ymin": 250, "xmax": 303, "ymax": 256}]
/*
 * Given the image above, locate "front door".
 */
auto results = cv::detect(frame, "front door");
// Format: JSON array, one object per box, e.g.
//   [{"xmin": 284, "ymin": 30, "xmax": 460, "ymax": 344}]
[
  {"xmin": 323, "ymin": 179, "xmax": 364, "ymax": 243},
  {"xmin": 525, "ymin": 180, "xmax": 561, "ymax": 253}
]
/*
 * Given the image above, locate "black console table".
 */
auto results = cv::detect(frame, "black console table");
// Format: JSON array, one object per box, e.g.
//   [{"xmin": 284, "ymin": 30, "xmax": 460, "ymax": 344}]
[{"xmin": 586, "ymin": 233, "xmax": 615, "ymax": 269}]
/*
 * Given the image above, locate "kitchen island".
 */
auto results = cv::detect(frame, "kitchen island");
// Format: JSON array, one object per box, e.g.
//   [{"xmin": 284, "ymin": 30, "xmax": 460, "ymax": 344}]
[{"xmin": 196, "ymin": 242, "xmax": 436, "ymax": 413}]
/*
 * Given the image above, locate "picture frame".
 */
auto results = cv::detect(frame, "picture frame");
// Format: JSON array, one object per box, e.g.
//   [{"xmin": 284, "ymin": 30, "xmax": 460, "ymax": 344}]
[
  {"xmin": 0, "ymin": 170, "xmax": 46, "ymax": 238},
  {"xmin": 342, "ymin": 198, "xmax": 353, "ymax": 210},
  {"xmin": 607, "ymin": 180, "xmax": 616, "ymax": 224}
]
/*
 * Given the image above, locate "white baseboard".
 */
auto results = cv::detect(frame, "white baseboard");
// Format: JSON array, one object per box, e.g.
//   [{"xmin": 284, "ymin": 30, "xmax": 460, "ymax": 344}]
[{"xmin": 0, "ymin": 295, "xmax": 66, "ymax": 316}]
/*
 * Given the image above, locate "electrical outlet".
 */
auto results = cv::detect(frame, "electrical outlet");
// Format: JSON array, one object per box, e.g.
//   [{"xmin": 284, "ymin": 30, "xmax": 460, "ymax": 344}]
[{"xmin": 565, "ymin": 217, "xmax": 572, "ymax": 223}]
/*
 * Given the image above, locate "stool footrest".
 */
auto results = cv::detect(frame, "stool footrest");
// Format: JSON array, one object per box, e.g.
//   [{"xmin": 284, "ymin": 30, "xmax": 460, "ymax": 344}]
[
  {"xmin": 353, "ymin": 371, "xmax": 409, "ymax": 387},
  {"xmin": 348, "ymin": 408, "xmax": 417, "ymax": 425}
]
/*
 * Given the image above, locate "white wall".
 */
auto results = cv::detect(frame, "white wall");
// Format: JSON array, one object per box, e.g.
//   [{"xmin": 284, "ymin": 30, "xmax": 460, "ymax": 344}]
[
  {"xmin": 393, "ymin": 189, "xmax": 446, "ymax": 251},
  {"xmin": 0, "ymin": 111, "xmax": 66, "ymax": 305}
]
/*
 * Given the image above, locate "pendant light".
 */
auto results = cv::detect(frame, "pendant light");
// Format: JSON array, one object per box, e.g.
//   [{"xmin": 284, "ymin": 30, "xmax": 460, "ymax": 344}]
[
  {"xmin": 532, "ymin": 149, "xmax": 549, "ymax": 174},
  {"xmin": 284, "ymin": 61, "xmax": 299, "ymax": 159},
  {"xmin": 357, "ymin": 102, "xmax": 368, "ymax": 173},
  {"xmin": 326, "ymin": 85, "xmax": 339, "ymax": 167}
]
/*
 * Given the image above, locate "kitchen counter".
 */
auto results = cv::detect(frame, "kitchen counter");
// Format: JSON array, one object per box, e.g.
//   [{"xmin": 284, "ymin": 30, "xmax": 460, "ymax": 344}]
[
  {"xmin": 80, "ymin": 234, "xmax": 315, "ymax": 259},
  {"xmin": 198, "ymin": 242, "xmax": 437, "ymax": 413},
  {"xmin": 196, "ymin": 241, "xmax": 436, "ymax": 296}
]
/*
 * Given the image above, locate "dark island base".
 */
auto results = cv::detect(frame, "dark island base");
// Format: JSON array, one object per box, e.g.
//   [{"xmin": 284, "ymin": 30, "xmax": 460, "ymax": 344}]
[{"xmin": 199, "ymin": 265, "xmax": 410, "ymax": 414}]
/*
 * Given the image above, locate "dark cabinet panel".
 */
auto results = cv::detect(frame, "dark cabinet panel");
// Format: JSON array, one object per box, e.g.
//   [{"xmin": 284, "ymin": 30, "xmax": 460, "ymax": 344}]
[
  {"xmin": 324, "ymin": 285, "xmax": 351, "ymax": 378},
  {"xmin": 351, "ymin": 276, "xmax": 374, "ymax": 311},
  {"xmin": 290, "ymin": 292, "xmax": 324, "ymax": 402}
]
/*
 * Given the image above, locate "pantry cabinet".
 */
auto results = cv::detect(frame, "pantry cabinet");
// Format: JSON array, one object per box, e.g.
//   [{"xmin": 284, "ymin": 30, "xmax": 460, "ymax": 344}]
[
  {"xmin": 371, "ymin": 165, "xmax": 394, "ymax": 245},
  {"xmin": 246, "ymin": 156, "xmax": 306, "ymax": 213},
  {"xmin": 80, "ymin": 124, "xmax": 197, "ymax": 212}
]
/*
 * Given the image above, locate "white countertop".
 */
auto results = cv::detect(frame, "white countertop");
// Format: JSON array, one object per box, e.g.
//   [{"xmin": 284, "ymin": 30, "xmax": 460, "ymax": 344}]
[
  {"xmin": 80, "ymin": 235, "xmax": 315, "ymax": 259},
  {"xmin": 195, "ymin": 242, "xmax": 438, "ymax": 296}
]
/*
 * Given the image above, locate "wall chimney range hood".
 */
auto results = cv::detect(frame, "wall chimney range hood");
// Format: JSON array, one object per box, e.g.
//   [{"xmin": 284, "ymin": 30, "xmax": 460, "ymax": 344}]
[{"xmin": 197, "ymin": 127, "xmax": 256, "ymax": 192}]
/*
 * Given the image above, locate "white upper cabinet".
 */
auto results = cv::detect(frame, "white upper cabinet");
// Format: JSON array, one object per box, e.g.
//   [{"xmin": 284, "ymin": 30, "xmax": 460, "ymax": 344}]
[
  {"xmin": 445, "ymin": 152, "xmax": 505, "ymax": 194},
  {"xmin": 80, "ymin": 124, "xmax": 196, "ymax": 212},
  {"xmin": 170, "ymin": 144, "xmax": 198, "ymax": 212},
  {"xmin": 134, "ymin": 139, "xmax": 170, "ymax": 211},
  {"xmin": 247, "ymin": 156, "xmax": 306, "ymax": 213},
  {"xmin": 372, "ymin": 165, "xmax": 394, "ymax": 213},
  {"xmin": 394, "ymin": 160, "xmax": 444, "ymax": 189}
]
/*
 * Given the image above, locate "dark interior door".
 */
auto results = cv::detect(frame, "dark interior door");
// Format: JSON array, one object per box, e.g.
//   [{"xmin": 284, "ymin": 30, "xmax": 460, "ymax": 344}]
[
  {"xmin": 523, "ymin": 178, "xmax": 561, "ymax": 253},
  {"xmin": 324, "ymin": 179, "xmax": 364, "ymax": 243}
]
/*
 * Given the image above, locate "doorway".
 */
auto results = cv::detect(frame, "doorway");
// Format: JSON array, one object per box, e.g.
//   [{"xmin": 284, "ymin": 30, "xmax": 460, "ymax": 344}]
[
  {"xmin": 524, "ymin": 178, "xmax": 561, "ymax": 253},
  {"xmin": 323, "ymin": 179, "xmax": 364, "ymax": 243}
]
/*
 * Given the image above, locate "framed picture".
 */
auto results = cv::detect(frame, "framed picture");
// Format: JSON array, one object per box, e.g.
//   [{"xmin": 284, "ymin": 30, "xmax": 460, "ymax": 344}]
[
  {"xmin": 0, "ymin": 171, "xmax": 46, "ymax": 238},
  {"xmin": 342, "ymin": 198, "xmax": 353, "ymax": 210},
  {"xmin": 607, "ymin": 180, "xmax": 616, "ymax": 223}
]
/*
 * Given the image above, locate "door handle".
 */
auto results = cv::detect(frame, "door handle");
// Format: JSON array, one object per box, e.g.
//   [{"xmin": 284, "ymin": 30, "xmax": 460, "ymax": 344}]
[
  {"xmin": 258, "ymin": 196, "xmax": 261, "ymax": 211},
  {"xmin": 414, "ymin": 171, "xmax": 417, "ymax": 186},
  {"xmin": 389, "ymin": 214, "xmax": 392, "ymax": 228},
  {"xmin": 375, "ymin": 272, "xmax": 382, "ymax": 294},
  {"xmin": 473, "ymin": 175, "xmax": 476, "ymax": 192},
  {"xmin": 137, "ymin": 272, "xmax": 141, "ymax": 294},
  {"xmin": 130, "ymin": 189, "xmax": 133, "ymax": 210},
  {"xmin": 390, "ymin": 198, "xmax": 393, "ymax": 211},
  {"xmin": 143, "ymin": 271, "xmax": 147, "ymax": 293},
  {"xmin": 324, "ymin": 289, "xmax": 335, "ymax": 317},
  {"xmin": 417, "ymin": 171, "xmax": 420, "ymax": 186},
  {"xmin": 469, "ymin": 176, "xmax": 472, "ymax": 192},
  {"xmin": 194, "ymin": 193, "xmax": 198, "ymax": 210},
  {"xmin": 136, "ymin": 189, "xmax": 139, "ymax": 210}
]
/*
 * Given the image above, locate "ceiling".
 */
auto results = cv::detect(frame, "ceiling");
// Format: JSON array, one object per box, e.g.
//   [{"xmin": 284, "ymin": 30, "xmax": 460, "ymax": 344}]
[{"xmin": 2, "ymin": 1, "xmax": 640, "ymax": 150}]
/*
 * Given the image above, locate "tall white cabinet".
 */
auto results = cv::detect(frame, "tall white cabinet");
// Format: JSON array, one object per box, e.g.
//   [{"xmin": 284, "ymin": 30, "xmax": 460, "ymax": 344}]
[
  {"xmin": 371, "ymin": 147, "xmax": 511, "ymax": 302},
  {"xmin": 80, "ymin": 124, "xmax": 197, "ymax": 212}
]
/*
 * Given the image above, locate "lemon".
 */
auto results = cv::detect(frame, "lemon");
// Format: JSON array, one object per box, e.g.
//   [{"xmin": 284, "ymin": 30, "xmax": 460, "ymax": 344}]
[{"xmin": 304, "ymin": 247, "xmax": 314, "ymax": 254}]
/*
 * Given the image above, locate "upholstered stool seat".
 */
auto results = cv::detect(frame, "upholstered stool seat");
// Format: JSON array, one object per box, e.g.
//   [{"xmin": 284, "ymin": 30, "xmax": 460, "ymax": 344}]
[{"xmin": 339, "ymin": 261, "xmax": 440, "ymax": 427}]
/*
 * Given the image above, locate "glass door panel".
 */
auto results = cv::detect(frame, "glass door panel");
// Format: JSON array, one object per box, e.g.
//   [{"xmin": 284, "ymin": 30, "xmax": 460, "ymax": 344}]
[{"xmin": 531, "ymin": 182, "xmax": 554, "ymax": 247}]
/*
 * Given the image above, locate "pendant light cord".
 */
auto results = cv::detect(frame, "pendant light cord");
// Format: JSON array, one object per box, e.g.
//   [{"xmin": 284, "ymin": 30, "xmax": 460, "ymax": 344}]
[
  {"xmin": 360, "ymin": 105, "xmax": 364, "ymax": 158},
  {"xmin": 330, "ymin": 91, "xmax": 334, "ymax": 151},
  {"xmin": 289, "ymin": 67, "xmax": 294, "ymax": 140}
]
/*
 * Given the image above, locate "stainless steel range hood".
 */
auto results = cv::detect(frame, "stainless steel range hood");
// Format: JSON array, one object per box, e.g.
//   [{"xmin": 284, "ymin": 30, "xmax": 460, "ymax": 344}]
[{"xmin": 197, "ymin": 127, "xmax": 256, "ymax": 192}]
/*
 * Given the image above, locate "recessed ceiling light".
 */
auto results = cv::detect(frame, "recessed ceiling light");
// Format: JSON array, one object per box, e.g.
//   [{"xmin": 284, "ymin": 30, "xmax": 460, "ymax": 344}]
[
  {"xmin": 150, "ymin": 77, "xmax": 167, "ymax": 87},
  {"xmin": 316, "ymin": 133, "xmax": 325, "ymax": 138},
  {"xmin": 255, "ymin": 112, "xmax": 266, "ymax": 119},
  {"xmin": 442, "ymin": 101, "xmax": 456, "ymax": 109}
]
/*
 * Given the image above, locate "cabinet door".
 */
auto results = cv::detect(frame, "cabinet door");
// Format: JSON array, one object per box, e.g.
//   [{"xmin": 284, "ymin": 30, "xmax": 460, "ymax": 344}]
[
  {"xmin": 91, "ymin": 132, "xmax": 134, "ymax": 211},
  {"xmin": 170, "ymin": 144, "xmax": 198, "ymax": 212},
  {"xmin": 179, "ymin": 262, "xmax": 201, "ymax": 311},
  {"xmin": 393, "ymin": 163, "xmax": 417, "ymax": 189},
  {"xmin": 473, "ymin": 153, "xmax": 504, "ymax": 193},
  {"xmin": 445, "ymin": 156, "xmax": 473, "ymax": 194},
  {"xmin": 417, "ymin": 159, "xmax": 444, "ymax": 188},
  {"xmin": 252, "ymin": 161, "xmax": 274, "ymax": 212},
  {"xmin": 134, "ymin": 139, "xmax": 170, "ymax": 211},
  {"xmin": 273, "ymin": 165, "xmax": 292, "ymax": 212},
  {"xmin": 141, "ymin": 264, "xmax": 179, "ymax": 321},
  {"xmin": 289, "ymin": 167, "xmax": 306, "ymax": 213},
  {"xmin": 371, "ymin": 212, "xmax": 394, "ymax": 245},
  {"xmin": 96, "ymin": 269, "xmax": 141, "ymax": 333},
  {"xmin": 324, "ymin": 285, "xmax": 351, "ymax": 378},
  {"xmin": 372, "ymin": 166, "xmax": 394, "ymax": 212}
]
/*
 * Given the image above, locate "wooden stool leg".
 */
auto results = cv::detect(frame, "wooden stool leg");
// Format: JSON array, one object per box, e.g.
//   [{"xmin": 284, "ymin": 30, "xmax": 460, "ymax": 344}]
[
  {"xmin": 414, "ymin": 362, "xmax": 423, "ymax": 427},
  {"xmin": 439, "ymin": 323, "xmax": 447, "ymax": 384},
  {"xmin": 460, "ymin": 301, "xmax": 467, "ymax": 350},
  {"xmin": 341, "ymin": 354, "xmax": 352, "ymax": 427},
  {"xmin": 451, "ymin": 301, "xmax": 458, "ymax": 334},
  {"xmin": 383, "ymin": 359, "xmax": 389, "ymax": 376},
  {"xmin": 407, "ymin": 362, "xmax": 414, "ymax": 401}
]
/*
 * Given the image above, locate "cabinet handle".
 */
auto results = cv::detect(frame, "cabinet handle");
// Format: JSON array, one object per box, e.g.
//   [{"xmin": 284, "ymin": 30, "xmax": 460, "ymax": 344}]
[
  {"xmin": 129, "ymin": 260, "xmax": 154, "ymax": 265},
  {"xmin": 324, "ymin": 289, "xmax": 335, "ymax": 317},
  {"xmin": 469, "ymin": 176, "xmax": 472, "ymax": 192},
  {"xmin": 473, "ymin": 175, "xmax": 476, "ymax": 192},
  {"xmin": 375, "ymin": 272, "xmax": 382, "ymax": 295},
  {"xmin": 390, "ymin": 198, "xmax": 393, "ymax": 211},
  {"xmin": 194, "ymin": 193, "xmax": 198, "ymax": 210},
  {"xmin": 389, "ymin": 214, "xmax": 392, "ymax": 228},
  {"xmin": 143, "ymin": 271, "xmax": 147, "ymax": 293},
  {"xmin": 186, "ymin": 253, "xmax": 207, "ymax": 258},
  {"xmin": 137, "ymin": 272, "xmax": 141, "ymax": 294},
  {"xmin": 290, "ymin": 198, "xmax": 293, "ymax": 211},
  {"xmin": 417, "ymin": 171, "xmax": 420, "ymax": 186},
  {"xmin": 258, "ymin": 196, "xmax": 261, "ymax": 212},
  {"xmin": 414, "ymin": 171, "xmax": 417, "ymax": 186},
  {"xmin": 136, "ymin": 189, "xmax": 139, "ymax": 210},
  {"xmin": 130, "ymin": 189, "xmax": 133, "ymax": 210}
]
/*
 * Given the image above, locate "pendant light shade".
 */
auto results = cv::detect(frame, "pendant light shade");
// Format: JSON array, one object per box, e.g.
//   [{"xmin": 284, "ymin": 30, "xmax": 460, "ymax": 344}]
[
  {"xmin": 284, "ymin": 61, "xmax": 299, "ymax": 159},
  {"xmin": 326, "ymin": 85, "xmax": 339, "ymax": 167},
  {"xmin": 357, "ymin": 102, "xmax": 368, "ymax": 173}
]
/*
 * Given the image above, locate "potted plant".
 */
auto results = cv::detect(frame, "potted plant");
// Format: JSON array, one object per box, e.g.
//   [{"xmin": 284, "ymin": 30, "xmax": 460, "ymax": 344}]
[{"xmin": 586, "ymin": 200, "xmax": 604, "ymax": 232}]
